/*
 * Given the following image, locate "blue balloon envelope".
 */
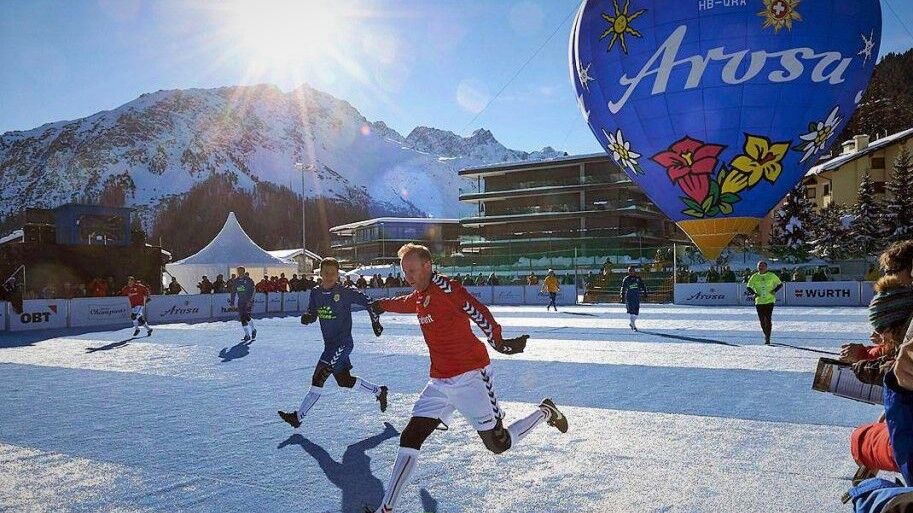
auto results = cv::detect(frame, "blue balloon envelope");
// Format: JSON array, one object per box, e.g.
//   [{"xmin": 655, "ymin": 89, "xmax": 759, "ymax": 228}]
[{"xmin": 570, "ymin": 0, "xmax": 881, "ymax": 257}]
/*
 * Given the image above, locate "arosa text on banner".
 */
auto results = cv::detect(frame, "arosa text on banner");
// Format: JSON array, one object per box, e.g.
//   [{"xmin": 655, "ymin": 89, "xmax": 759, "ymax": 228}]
[
  {"xmin": 674, "ymin": 283, "xmax": 741, "ymax": 306},
  {"xmin": 146, "ymin": 294, "xmax": 212, "ymax": 323}
]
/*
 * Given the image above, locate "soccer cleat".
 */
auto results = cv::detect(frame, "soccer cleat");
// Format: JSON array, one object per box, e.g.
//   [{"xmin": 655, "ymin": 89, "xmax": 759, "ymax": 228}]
[
  {"xmin": 377, "ymin": 386, "xmax": 388, "ymax": 413},
  {"xmin": 251, "ymin": 328, "xmax": 257, "ymax": 341},
  {"xmin": 146, "ymin": 328, "xmax": 153, "ymax": 337},
  {"xmin": 241, "ymin": 334, "xmax": 251, "ymax": 343},
  {"xmin": 364, "ymin": 506, "xmax": 392, "ymax": 513},
  {"xmin": 132, "ymin": 328, "xmax": 140, "ymax": 337},
  {"xmin": 539, "ymin": 398, "xmax": 568, "ymax": 433},
  {"xmin": 278, "ymin": 410, "xmax": 301, "ymax": 428}
]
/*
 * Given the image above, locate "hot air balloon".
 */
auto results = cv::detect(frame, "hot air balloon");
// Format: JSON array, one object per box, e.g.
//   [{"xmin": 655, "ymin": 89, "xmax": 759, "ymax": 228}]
[{"xmin": 570, "ymin": 0, "xmax": 881, "ymax": 258}]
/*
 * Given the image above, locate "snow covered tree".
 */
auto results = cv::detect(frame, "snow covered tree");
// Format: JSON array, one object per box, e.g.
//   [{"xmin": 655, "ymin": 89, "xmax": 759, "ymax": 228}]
[
  {"xmin": 811, "ymin": 202, "xmax": 850, "ymax": 261},
  {"xmin": 849, "ymin": 171, "xmax": 885, "ymax": 256},
  {"xmin": 770, "ymin": 182, "xmax": 816, "ymax": 262},
  {"xmin": 883, "ymin": 145, "xmax": 913, "ymax": 243}
]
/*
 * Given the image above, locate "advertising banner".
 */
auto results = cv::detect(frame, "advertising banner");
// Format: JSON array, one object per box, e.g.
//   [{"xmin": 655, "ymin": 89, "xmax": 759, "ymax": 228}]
[
  {"xmin": 464, "ymin": 286, "xmax": 493, "ymax": 304},
  {"xmin": 861, "ymin": 281, "xmax": 875, "ymax": 306},
  {"xmin": 492, "ymin": 286, "xmax": 525, "ymax": 305},
  {"xmin": 674, "ymin": 283, "xmax": 741, "ymax": 306},
  {"xmin": 8, "ymin": 299, "xmax": 68, "ymax": 331},
  {"xmin": 211, "ymin": 293, "xmax": 236, "ymax": 319},
  {"xmin": 146, "ymin": 294, "xmax": 211, "ymax": 323},
  {"xmin": 252, "ymin": 293, "xmax": 267, "ymax": 314},
  {"xmin": 69, "ymin": 297, "xmax": 133, "ymax": 327},
  {"xmin": 0, "ymin": 302, "xmax": 6, "ymax": 331},
  {"xmin": 738, "ymin": 283, "xmax": 787, "ymax": 306},
  {"xmin": 785, "ymin": 281, "xmax": 861, "ymax": 306},
  {"xmin": 283, "ymin": 292, "xmax": 300, "ymax": 313},
  {"xmin": 267, "ymin": 293, "xmax": 283, "ymax": 313}
]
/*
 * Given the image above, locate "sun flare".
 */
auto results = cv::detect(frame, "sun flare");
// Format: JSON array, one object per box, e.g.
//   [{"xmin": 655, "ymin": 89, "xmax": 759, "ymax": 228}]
[{"xmin": 229, "ymin": 0, "xmax": 340, "ymax": 68}]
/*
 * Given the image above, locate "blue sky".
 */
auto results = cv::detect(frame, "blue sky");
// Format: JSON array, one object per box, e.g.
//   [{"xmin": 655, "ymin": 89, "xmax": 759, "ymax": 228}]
[{"xmin": 1, "ymin": 0, "xmax": 911, "ymax": 155}]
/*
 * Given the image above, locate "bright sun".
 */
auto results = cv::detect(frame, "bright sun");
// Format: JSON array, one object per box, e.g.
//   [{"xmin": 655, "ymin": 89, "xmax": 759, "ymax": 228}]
[{"xmin": 229, "ymin": 0, "xmax": 340, "ymax": 67}]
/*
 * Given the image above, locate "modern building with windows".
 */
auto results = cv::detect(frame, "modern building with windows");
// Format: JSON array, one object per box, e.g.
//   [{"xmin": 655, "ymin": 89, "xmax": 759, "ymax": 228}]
[
  {"xmin": 329, "ymin": 217, "xmax": 461, "ymax": 266},
  {"xmin": 458, "ymin": 153, "xmax": 684, "ymax": 255}
]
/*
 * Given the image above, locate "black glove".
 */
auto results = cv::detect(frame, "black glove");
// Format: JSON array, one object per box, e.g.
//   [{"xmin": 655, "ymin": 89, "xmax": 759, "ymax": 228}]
[
  {"xmin": 493, "ymin": 335, "xmax": 528, "ymax": 355},
  {"xmin": 301, "ymin": 312, "xmax": 318, "ymax": 325},
  {"xmin": 370, "ymin": 302, "xmax": 385, "ymax": 315},
  {"xmin": 372, "ymin": 320, "xmax": 384, "ymax": 337}
]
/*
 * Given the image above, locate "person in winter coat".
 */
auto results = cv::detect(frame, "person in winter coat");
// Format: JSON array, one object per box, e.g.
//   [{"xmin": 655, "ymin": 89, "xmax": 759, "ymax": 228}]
[
  {"xmin": 166, "ymin": 277, "xmax": 182, "ymax": 295},
  {"xmin": 256, "ymin": 277, "xmax": 270, "ymax": 293},
  {"xmin": 278, "ymin": 273, "xmax": 289, "ymax": 292},
  {"xmin": 198, "ymin": 276, "xmax": 213, "ymax": 294},
  {"xmin": 212, "ymin": 274, "xmax": 227, "ymax": 294}
]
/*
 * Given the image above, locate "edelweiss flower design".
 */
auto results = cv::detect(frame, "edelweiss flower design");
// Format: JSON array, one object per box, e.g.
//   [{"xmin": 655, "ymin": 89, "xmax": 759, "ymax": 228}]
[
  {"xmin": 603, "ymin": 128, "xmax": 642, "ymax": 174},
  {"xmin": 796, "ymin": 105, "xmax": 841, "ymax": 163}
]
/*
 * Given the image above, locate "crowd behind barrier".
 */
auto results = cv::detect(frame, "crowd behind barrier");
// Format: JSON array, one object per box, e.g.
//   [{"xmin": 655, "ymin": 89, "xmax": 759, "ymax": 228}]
[
  {"xmin": 0, "ymin": 285, "xmax": 578, "ymax": 332},
  {"xmin": 674, "ymin": 281, "xmax": 876, "ymax": 306}
]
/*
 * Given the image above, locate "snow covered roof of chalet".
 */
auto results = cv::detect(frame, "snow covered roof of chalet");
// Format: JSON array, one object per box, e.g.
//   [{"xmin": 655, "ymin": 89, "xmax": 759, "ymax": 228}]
[
  {"xmin": 173, "ymin": 212, "xmax": 288, "ymax": 266},
  {"xmin": 0, "ymin": 229, "xmax": 24, "ymax": 246},
  {"xmin": 806, "ymin": 127, "xmax": 913, "ymax": 177}
]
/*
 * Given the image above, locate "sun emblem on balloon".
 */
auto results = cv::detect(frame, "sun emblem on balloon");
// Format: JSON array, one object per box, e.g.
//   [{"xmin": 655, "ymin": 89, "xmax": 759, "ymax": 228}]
[
  {"xmin": 758, "ymin": 0, "xmax": 802, "ymax": 33},
  {"xmin": 599, "ymin": 0, "xmax": 646, "ymax": 54}
]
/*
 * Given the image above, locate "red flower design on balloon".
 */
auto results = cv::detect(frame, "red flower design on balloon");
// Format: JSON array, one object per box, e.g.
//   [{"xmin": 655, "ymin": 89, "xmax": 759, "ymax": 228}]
[{"xmin": 651, "ymin": 137, "xmax": 726, "ymax": 202}]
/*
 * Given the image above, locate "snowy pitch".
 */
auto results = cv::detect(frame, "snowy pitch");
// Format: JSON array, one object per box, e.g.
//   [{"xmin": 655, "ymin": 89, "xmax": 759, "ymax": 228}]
[{"xmin": 0, "ymin": 305, "xmax": 880, "ymax": 512}]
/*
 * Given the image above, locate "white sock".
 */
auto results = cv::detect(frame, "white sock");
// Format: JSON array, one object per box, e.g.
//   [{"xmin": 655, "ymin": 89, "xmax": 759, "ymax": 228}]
[
  {"xmin": 243, "ymin": 324, "xmax": 251, "ymax": 336},
  {"xmin": 377, "ymin": 447, "xmax": 420, "ymax": 513},
  {"xmin": 297, "ymin": 386, "xmax": 322, "ymax": 420},
  {"xmin": 356, "ymin": 377, "xmax": 381, "ymax": 397},
  {"xmin": 630, "ymin": 314, "xmax": 636, "ymax": 324},
  {"xmin": 506, "ymin": 409, "xmax": 547, "ymax": 448},
  {"xmin": 249, "ymin": 319, "xmax": 255, "ymax": 330},
  {"xmin": 133, "ymin": 318, "xmax": 139, "ymax": 328}
]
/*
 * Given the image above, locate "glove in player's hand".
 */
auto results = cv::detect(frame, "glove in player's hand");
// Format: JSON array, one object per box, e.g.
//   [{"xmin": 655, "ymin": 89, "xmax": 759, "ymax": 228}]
[
  {"xmin": 493, "ymin": 335, "xmax": 528, "ymax": 355},
  {"xmin": 300, "ymin": 312, "xmax": 318, "ymax": 325},
  {"xmin": 370, "ymin": 302, "xmax": 385, "ymax": 315},
  {"xmin": 372, "ymin": 320, "xmax": 384, "ymax": 337}
]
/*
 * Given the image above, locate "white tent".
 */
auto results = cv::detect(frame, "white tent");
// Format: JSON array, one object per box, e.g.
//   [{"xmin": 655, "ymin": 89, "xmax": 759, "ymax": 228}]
[{"xmin": 164, "ymin": 212, "xmax": 297, "ymax": 292}]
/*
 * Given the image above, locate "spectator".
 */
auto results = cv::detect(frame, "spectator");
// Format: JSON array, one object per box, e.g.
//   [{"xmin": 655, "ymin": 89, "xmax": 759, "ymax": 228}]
[
  {"xmin": 721, "ymin": 266, "xmax": 737, "ymax": 283},
  {"xmin": 527, "ymin": 273, "xmax": 540, "ymax": 286},
  {"xmin": 865, "ymin": 264, "xmax": 880, "ymax": 282},
  {"xmin": 198, "ymin": 275, "xmax": 213, "ymax": 294},
  {"xmin": 289, "ymin": 274, "xmax": 300, "ymax": 291},
  {"xmin": 742, "ymin": 268, "xmax": 752, "ymax": 284},
  {"xmin": 849, "ymin": 277, "xmax": 913, "ymax": 488},
  {"xmin": 41, "ymin": 284, "xmax": 57, "ymax": 299},
  {"xmin": 278, "ymin": 273, "xmax": 289, "ymax": 292},
  {"xmin": 256, "ymin": 276, "xmax": 269, "ymax": 293},
  {"xmin": 452, "ymin": 274, "xmax": 463, "ymax": 285},
  {"xmin": 226, "ymin": 274, "xmax": 237, "ymax": 293},
  {"xmin": 106, "ymin": 276, "xmax": 116, "ymax": 296},
  {"xmin": 792, "ymin": 268, "xmax": 805, "ymax": 282},
  {"xmin": 812, "ymin": 266, "xmax": 829, "ymax": 282},
  {"xmin": 706, "ymin": 267, "xmax": 720, "ymax": 283},
  {"xmin": 269, "ymin": 276, "xmax": 281, "ymax": 293},
  {"xmin": 88, "ymin": 277, "xmax": 109, "ymax": 297},
  {"xmin": 167, "ymin": 277, "xmax": 182, "ymax": 295},
  {"xmin": 880, "ymin": 240, "xmax": 913, "ymax": 286},
  {"xmin": 487, "ymin": 273, "xmax": 500, "ymax": 286},
  {"xmin": 213, "ymin": 274, "xmax": 227, "ymax": 294},
  {"xmin": 355, "ymin": 275, "xmax": 368, "ymax": 289},
  {"xmin": 343, "ymin": 275, "xmax": 355, "ymax": 288},
  {"xmin": 779, "ymin": 268, "xmax": 791, "ymax": 283},
  {"xmin": 463, "ymin": 275, "xmax": 475, "ymax": 286},
  {"xmin": 386, "ymin": 273, "xmax": 396, "ymax": 287}
]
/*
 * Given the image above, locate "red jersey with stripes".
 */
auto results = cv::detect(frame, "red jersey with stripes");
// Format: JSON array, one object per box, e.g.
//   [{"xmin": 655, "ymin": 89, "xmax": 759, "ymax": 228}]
[
  {"xmin": 377, "ymin": 273, "xmax": 503, "ymax": 378},
  {"xmin": 120, "ymin": 284, "xmax": 151, "ymax": 308}
]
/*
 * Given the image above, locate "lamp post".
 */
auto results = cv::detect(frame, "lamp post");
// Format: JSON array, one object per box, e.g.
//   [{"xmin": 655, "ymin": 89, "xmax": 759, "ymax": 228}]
[{"xmin": 295, "ymin": 162, "xmax": 310, "ymax": 273}]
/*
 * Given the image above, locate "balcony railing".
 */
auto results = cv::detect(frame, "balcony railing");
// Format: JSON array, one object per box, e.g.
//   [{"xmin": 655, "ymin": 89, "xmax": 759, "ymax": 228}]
[
  {"xmin": 484, "ymin": 199, "xmax": 657, "ymax": 217},
  {"xmin": 477, "ymin": 173, "xmax": 630, "ymax": 194}
]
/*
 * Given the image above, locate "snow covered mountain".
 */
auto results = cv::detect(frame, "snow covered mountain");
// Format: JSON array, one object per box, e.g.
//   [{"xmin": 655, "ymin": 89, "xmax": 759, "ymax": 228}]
[{"xmin": 0, "ymin": 84, "xmax": 564, "ymax": 220}]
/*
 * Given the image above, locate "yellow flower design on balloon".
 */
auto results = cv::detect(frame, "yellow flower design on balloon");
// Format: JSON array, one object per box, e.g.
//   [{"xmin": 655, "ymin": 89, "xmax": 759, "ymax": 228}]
[
  {"xmin": 730, "ymin": 135, "xmax": 790, "ymax": 187},
  {"xmin": 720, "ymin": 167, "xmax": 750, "ymax": 194}
]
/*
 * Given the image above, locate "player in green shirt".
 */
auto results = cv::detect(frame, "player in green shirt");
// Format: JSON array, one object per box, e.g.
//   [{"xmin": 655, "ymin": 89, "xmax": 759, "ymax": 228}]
[{"xmin": 747, "ymin": 261, "xmax": 783, "ymax": 345}]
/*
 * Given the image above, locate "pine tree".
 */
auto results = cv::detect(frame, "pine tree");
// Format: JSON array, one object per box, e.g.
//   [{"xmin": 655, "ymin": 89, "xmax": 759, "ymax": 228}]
[
  {"xmin": 850, "ymin": 171, "xmax": 884, "ymax": 256},
  {"xmin": 883, "ymin": 145, "xmax": 913, "ymax": 243},
  {"xmin": 811, "ymin": 202, "xmax": 850, "ymax": 261},
  {"xmin": 770, "ymin": 182, "xmax": 815, "ymax": 262}
]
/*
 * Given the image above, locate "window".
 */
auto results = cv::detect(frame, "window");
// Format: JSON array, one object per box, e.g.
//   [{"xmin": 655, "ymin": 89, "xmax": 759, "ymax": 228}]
[
  {"xmin": 805, "ymin": 188, "xmax": 816, "ymax": 199},
  {"xmin": 871, "ymin": 156, "xmax": 885, "ymax": 169},
  {"xmin": 823, "ymin": 183, "xmax": 831, "ymax": 196}
]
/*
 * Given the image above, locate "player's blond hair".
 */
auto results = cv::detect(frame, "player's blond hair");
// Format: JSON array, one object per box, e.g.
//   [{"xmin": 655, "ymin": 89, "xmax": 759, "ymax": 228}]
[{"xmin": 397, "ymin": 243, "xmax": 432, "ymax": 262}]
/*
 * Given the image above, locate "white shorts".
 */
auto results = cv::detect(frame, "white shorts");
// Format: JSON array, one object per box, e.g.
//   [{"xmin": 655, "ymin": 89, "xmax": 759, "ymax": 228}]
[
  {"xmin": 131, "ymin": 305, "xmax": 145, "ymax": 317},
  {"xmin": 412, "ymin": 365, "xmax": 504, "ymax": 431}
]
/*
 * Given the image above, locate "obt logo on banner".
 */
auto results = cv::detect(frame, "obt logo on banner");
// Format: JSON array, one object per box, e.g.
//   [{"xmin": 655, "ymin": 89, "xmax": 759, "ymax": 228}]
[{"xmin": 9, "ymin": 299, "xmax": 68, "ymax": 331}]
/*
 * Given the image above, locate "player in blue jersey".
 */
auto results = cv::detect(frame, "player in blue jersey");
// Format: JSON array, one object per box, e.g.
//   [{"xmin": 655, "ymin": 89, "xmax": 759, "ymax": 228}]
[
  {"xmin": 278, "ymin": 257, "xmax": 387, "ymax": 428},
  {"xmin": 228, "ymin": 266, "xmax": 257, "ymax": 342}
]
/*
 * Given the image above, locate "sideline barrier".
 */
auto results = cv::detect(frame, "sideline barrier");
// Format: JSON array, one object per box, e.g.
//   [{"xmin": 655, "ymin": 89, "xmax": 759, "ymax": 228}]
[
  {"xmin": 0, "ymin": 286, "xmax": 584, "ymax": 331},
  {"xmin": 8, "ymin": 299, "xmax": 69, "ymax": 331},
  {"xmin": 674, "ymin": 282, "xmax": 874, "ymax": 306},
  {"xmin": 69, "ymin": 297, "xmax": 132, "ymax": 328}
]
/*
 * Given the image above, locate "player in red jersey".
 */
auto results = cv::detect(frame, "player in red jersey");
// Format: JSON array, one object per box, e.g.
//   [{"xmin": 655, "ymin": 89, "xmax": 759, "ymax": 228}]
[
  {"xmin": 367, "ymin": 244, "xmax": 568, "ymax": 513},
  {"xmin": 121, "ymin": 276, "xmax": 152, "ymax": 337}
]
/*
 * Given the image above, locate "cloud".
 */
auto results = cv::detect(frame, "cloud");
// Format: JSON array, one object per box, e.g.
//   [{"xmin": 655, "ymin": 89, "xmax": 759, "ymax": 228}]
[{"xmin": 456, "ymin": 79, "xmax": 491, "ymax": 114}]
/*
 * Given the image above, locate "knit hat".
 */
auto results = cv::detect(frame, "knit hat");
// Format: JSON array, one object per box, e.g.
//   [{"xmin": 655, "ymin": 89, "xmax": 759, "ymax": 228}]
[{"xmin": 869, "ymin": 286, "xmax": 913, "ymax": 332}]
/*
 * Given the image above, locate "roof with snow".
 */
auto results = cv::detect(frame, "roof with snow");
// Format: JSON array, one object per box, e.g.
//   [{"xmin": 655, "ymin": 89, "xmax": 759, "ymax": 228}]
[
  {"xmin": 173, "ymin": 212, "xmax": 288, "ymax": 266},
  {"xmin": 458, "ymin": 152, "xmax": 607, "ymax": 176},
  {"xmin": 0, "ymin": 229, "xmax": 24, "ymax": 246},
  {"xmin": 806, "ymin": 128, "xmax": 913, "ymax": 176},
  {"xmin": 267, "ymin": 249, "xmax": 322, "ymax": 262},
  {"xmin": 329, "ymin": 217, "xmax": 459, "ymax": 234}
]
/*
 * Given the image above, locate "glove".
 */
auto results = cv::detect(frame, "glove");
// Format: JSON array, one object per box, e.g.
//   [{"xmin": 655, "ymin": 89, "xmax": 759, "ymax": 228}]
[
  {"xmin": 370, "ymin": 302, "xmax": 385, "ymax": 315},
  {"xmin": 301, "ymin": 312, "xmax": 318, "ymax": 325},
  {"xmin": 493, "ymin": 335, "xmax": 528, "ymax": 355},
  {"xmin": 372, "ymin": 320, "xmax": 384, "ymax": 337}
]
